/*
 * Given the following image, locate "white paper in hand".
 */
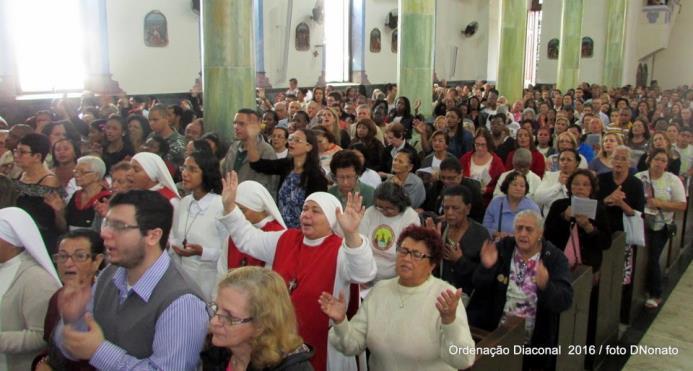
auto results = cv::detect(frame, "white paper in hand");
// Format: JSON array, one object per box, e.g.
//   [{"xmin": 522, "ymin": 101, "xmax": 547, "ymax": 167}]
[{"xmin": 571, "ymin": 196, "xmax": 598, "ymax": 219}]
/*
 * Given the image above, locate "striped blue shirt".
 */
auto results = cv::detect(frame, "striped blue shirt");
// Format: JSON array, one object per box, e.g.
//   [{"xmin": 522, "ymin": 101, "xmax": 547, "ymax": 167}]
[{"xmin": 55, "ymin": 252, "xmax": 209, "ymax": 370}]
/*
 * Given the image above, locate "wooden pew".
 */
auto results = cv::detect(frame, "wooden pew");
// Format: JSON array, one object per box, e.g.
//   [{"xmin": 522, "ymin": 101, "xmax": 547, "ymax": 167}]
[
  {"xmin": 556, "ymin": 265, "xmax": 593, "ymax": 371},
  {"xmin": 469, "ymin": 316, "xmax": 525, "ymax": 371},
  {"xmin": 627, "ymin": 240, "xmax": 649, "ymax": 324},
  {"xmin": 596, "ymin": 232, "xmax": 625, "ymax": 347}
]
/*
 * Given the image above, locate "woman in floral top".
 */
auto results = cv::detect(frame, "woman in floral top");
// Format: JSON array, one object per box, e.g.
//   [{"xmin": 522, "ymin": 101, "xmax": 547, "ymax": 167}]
[{"xmin": 246, "ymin": 126, "xmax": 327, "ymax": 228}]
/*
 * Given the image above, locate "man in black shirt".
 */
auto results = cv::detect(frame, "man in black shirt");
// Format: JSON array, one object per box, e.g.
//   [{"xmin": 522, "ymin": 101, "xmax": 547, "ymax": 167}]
[{"xmin": 422, "ymin": 157, "xmax": 484, "ymax": 223}]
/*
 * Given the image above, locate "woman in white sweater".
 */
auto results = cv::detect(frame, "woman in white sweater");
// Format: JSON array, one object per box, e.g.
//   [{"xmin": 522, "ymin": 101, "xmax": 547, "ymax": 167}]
[{"xmin": 319, "ymin": 225, "xmax": 475, "ymax": 371}]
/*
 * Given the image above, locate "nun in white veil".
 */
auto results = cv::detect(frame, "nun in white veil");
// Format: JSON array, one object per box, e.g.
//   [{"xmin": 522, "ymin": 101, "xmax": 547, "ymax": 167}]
[
  {"xmin": 217, "ymin": 171, "xmax": 377, "ymax": 371},
  {"xmin": 0, "ymin": 207, "xmax": 61, "ymax": 371},
  {"xmin": 130, "ymin": 152, "xmax": 180, "ymax": 210},
  {"xmin": 218, "ymin": 180, "xmax": 287, "ymax": 275}
]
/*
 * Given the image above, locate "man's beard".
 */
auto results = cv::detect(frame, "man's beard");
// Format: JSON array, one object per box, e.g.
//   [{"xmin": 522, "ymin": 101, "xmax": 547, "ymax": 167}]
[{"xmin": 113, "ymin": 239, "xmax": 147, "ymax": 269}]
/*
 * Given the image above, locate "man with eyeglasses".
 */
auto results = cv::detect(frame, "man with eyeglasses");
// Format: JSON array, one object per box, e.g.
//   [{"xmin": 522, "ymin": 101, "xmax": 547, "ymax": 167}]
[
  {"xmin": 53, "ymin": 190, "xmax": 208, "ymax": 370},
  {"xmin": 328, "ymin": 150, "xmax": 374, "ymax": 208},
  {"xmin": 221, "ymin": 108, "xmax": 279, "ymax": 199},
  {"xmin": 468, "ymin": 210, "xmax": 572, "ymax": 370},
  {"xmin": 422, "ymin": 157, "xmax": 484, "ymax": 223}
]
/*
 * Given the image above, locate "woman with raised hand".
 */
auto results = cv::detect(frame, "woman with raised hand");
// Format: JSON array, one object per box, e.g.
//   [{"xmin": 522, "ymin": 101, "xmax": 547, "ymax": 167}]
[
  {"xmin": 319, "ymin": 225, "xmax": 475, "ymax": 371},
  {"xmin": 219, "ymin": 180, "xmax": 286, "ymax": 274},
  {"xmin": 218, "ymin": 171, "xmax": 376, "ymax": 371},
  {"xmin": 245, "ymin": 123, "xmax": 328, "ymax": 228}
]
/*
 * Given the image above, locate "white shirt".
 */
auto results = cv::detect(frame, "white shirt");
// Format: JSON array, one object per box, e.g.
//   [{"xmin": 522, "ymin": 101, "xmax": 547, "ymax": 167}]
[
  {"xmin": 359, "ymin": 169, "xmax": 382, "ymax": 189},
  {"xmin": 532, "ymin": 171, "xmax": 569, "ymax": 217},
  {"xmin": 171, "ymin": 193, "xmax": 225, "ymax": 301},
  {"xmin": 359, "ymin": 207, "xmax": 420, "ymax": 281},
  {"xmin": 275, "ymin": 148, "xmax": 289, "ymax": 159},
  {"xmin": 494, "ymin": 170, "xmax": 542, "ymax": 198}
]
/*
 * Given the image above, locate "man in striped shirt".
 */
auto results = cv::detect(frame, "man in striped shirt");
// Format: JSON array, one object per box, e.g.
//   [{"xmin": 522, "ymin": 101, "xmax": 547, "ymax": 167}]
[{"xmin": 55, "ymin": 190, "xmax": 209, "ymax": 370}]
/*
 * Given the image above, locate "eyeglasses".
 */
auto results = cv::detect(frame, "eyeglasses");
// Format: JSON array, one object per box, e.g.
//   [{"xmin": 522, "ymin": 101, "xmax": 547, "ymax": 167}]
[
  {"xmin": 396, "ymin": 246, "xmax": 432, "ymax": 261},
  {"xmin": 207, "ymin": 302, "xmax": 253, "ymax": 326},
  {"xmin": 12, "ymin": 148, "xmax": 32, "ymax": 156},
  {"xmin": 288, "ymin": 136, "xmax": 307, "ymax": 144},
  {"xmin": 335, "ymin": 174, "xmax": 357, "ymax": 182},
  {"xmin": 180, "ymin": 165, "xmax": 201, "ymax": 173},
  {"xmin": 375, "ymin": 204, "xmax": 399, "ymax": 214},
  {"xmin": 52, "ymin": 251, "xmax": 93, "ymax": 263},
  {"xmin": 73, "ymin": 169, "xmax": 95, "ymax": 177},
  {"xmin": 101, "ymin": 218, "xmax": 140, "ymax": 233},
  {"xmin": 474, "ymin": 142, "xmax": 487, "ymax": 147}
]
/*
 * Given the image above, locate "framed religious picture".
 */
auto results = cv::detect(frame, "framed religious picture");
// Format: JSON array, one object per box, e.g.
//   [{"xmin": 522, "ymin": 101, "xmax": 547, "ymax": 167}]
[
  {"xmin": 295, "ymin": 22, "xmax": 310, "ymax": 51},
  {"xmin": 547, "ymin": 39, "xmax": 559, "ymax": 60},
  {"xmin": 370, "ymin": 28, "xmax": 381, "ymax": 53},
  {"xmin": 581, "ymin": 37, "xmax": 594, "ymax": 58},
  {"xmin": 391, "ymin": 29, "xmax": 398, "ymax": 53},
  {"xmin": 144, "ymin": 10, "xmax": 168, "ymax": 47}
]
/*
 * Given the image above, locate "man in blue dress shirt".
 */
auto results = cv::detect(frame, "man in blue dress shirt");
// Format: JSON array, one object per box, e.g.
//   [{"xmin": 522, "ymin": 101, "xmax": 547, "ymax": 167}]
[{"xmin": 55, "ymin": 190, "xmax": 209, "ymax": 370}]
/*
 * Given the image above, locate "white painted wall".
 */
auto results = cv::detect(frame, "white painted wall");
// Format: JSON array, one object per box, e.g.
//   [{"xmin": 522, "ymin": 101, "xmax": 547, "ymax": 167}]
[
  {"xmin": 651, "ymin": 2, "xmax": 693, "ymax": 88},
  {"xmin": 101, "ymin": 0, "xmax": 689, "ymax": 95},
  {"xmin": 363, "ymin": 0, "xmax": 398, "ymax": 84},
  {"xmin": 578, "ymin": 0, "xmax": 607, "ymax": 84},
  {"xmin": 435, "ymin": 0, "xmax": 489, "ymax": 82},
  {"xmin": 106, "ymin": 0, "xmax": 200, "ymax": 95},
  {"xmin": 486, "ymin": 0, "xmax": 500, "ymax": 83},
  {"xmin": 535, "ymin": 0, "xmax": 560, "ymax": 84},
  {"xmin": 621, "ymin": 0, "xmax": 642, "ymax": 87},
  {"xmin": 262, "ymin": 0, "xmax": 324, "ymax": 88}
]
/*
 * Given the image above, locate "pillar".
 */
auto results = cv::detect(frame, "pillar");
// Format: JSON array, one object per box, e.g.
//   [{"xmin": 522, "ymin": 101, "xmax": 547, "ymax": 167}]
[
  {"xmin": 603, "ymin": 0, "xmax": 627, "ymax": 88},
  {"xmin": 81, "ymin": 0, "xmax": 121, "ymax": 95},
  {"xmin": 397, "ymin": 0, "xmax": 435, "ymax": 117},
  {"xmin": 556, "ymin": 0, "xmax": 584, "ymax": 92},
  {"xmin": 496, "ymin": 0, "xmax": 527, "ymax": 103},
  {"xmin": 202, "ymin": 0, "xmax": 256, "ymax": 141}
]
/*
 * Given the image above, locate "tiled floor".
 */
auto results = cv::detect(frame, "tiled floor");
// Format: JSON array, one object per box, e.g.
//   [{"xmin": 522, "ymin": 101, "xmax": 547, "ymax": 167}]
[{"xmin": 623, "ymin": 263, "xmax": 693, "ymax": 370}]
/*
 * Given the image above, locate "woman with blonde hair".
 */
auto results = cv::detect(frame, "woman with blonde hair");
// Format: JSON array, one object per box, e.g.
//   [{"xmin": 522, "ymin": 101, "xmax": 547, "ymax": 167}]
[
  {"xmin": 317, "ymin": 108, "xmax": 350, "ymax": 149},
  {"xmin": 546, "ymin": 131, "xmax": 588, "ymax": 171},
  {"xmin": 589, "ymin": 132, "xmax": 624, "ymax": 175},
  {"xmin": 203, "ymin": 266, "xmax": 314, "ymax": 371}
]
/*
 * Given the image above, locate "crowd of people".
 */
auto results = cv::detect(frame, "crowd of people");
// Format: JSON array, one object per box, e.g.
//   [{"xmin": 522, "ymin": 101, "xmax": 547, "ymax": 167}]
[{"xmin": 0, "ymin": 79, "xmax": 690, "ymax": 371}]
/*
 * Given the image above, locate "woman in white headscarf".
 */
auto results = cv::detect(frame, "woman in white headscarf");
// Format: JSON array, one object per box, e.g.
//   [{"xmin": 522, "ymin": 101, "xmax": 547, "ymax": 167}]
[
  {"xmin": 217, "ymin": 171, "xmax": 377, "ymax": 371},
  {"xmin": 0, "ymin": 207, "xmax": 61, "ymax": 371},
  {"xmin": 218, "ymin": 180, "xmax": 286, "ymax": 275},
  {"xmin": 129, "ymin": 152, "xmax": 180, "ymax": 209}
]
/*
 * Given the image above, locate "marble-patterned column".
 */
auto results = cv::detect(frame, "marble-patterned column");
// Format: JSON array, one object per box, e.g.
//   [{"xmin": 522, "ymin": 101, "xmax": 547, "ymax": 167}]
[
  {"xmin": 397, "ymin": 0, "xmax": 435, "ymax": 117},
  {"xmin": 496, "ymin": 0, "xmax": 527, "ymax": 103},
  {"xmin": 202, "ymin": 0, "xmax": 256, "ymax": 141},
  {"xmin": 556, "ymin": 0, "xmax": 583, "ymax": 92},
  {"xmin": 0, "ymin": 0, "xmax": 18, "ymax": 98},
  {"xmin": 603, "ymin": 0, "xmax": 627, "ymax": 88}
]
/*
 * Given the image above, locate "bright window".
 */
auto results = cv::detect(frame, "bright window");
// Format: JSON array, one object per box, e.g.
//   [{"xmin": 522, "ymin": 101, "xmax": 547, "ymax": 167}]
[
  {"xmin": 324, "ymin": 0, "xmax": 350, "ymax": 83},
  {"xmin": 10, "ymin": 0, "xmax": 86, "ymax": 93}
]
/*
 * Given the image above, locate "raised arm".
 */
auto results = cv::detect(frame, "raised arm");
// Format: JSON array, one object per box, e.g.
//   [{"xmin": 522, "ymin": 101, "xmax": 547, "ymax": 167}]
[{"xmin": 218, "ymin": 172, "xmax": 284, "ymax": 264}]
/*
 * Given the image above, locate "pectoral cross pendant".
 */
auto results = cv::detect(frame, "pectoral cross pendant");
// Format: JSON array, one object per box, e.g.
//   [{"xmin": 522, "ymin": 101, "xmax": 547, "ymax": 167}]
[{"xmin": 288, "ymin": 278, "xmax": 298, "ymax": 293}]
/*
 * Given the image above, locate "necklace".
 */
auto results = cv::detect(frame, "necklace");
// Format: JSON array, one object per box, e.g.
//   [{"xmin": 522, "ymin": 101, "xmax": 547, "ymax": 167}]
[
  {"xmin": 397, "ymin": 280, "xmax": 431, "ymax": 309},
  {"xmin": 182, "ymin": 198, "xmax": 204, "ymax": 246}
]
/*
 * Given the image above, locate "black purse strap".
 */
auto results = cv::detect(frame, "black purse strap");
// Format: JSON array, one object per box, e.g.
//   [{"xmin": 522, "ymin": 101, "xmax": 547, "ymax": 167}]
[{"xmin": 498, "ymin": 201, "xmax": 504, "ymax": 232}]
